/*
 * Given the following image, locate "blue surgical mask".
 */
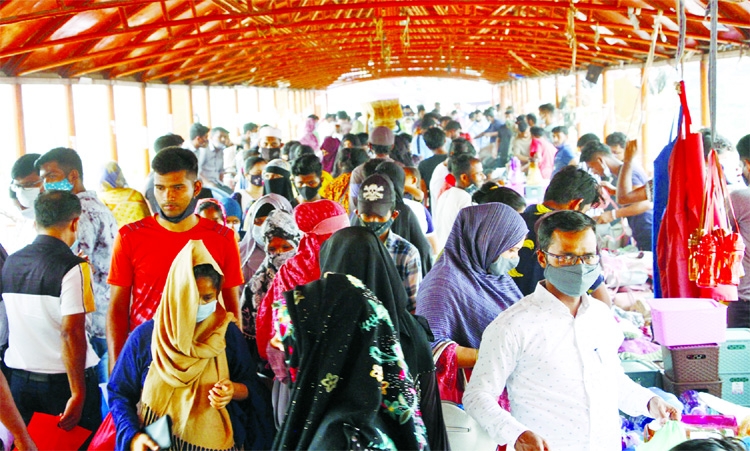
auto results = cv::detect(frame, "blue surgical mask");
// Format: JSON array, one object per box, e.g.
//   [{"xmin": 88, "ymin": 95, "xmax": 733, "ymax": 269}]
[
  {"xmin": 196, "ymin": 300, "xmax": 217, "ymax": 323},
  {"xmin": 464, "ymin": 184, "xmax": 478, "ymax": 195},
  {"xmin": 489, "ymin": 255, "xmax": 520, "ymax": 277},
  {"xmin": 544, "ymin": 263, "xmax": 601, "ymax": 297},
  {"xmin": 360, "ymin": 217, "xmax": 394, "ymax": 237},
  {"xmin": 70, "ymin": 239, "xmax": 79, "ymax": 252},
  {"xmin": 44, "ymin": 177, "xmax": 74, "ymax": 192}
]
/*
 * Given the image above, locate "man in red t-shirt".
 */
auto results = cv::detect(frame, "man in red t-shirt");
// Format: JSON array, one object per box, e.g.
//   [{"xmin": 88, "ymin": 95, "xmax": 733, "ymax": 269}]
[
  {"xmin": 530, "ymin": 126, "xmax": 556, "ymax": 180},
  {"xmin": 106, "ymin": 147, "xmax": 243, "ymax": 371}
]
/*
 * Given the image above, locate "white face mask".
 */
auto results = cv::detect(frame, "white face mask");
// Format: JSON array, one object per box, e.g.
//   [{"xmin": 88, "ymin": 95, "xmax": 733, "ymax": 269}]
[
  {"xmin": 196, "ymin": 300, "xmax": 217, "ymax": 323},
  {"xmin": 15, "ymin": 187, "xmax": 41, "ymax": 208}
]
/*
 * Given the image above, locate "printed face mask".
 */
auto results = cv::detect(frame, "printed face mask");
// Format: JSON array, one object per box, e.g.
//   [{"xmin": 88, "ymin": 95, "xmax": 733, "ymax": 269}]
[
  {"xmin": 44, "ymin": 177, "xmax": 74, "ymax": 192},
  {"xmin": 360, "ymin": 217, "xmax": 394, "ymax": 237},
  {"xmin": 544, "ymin": 263, "xmax": 601, "ymax": 297},
  {"xmin": 250, "ymin": 175, "xmax": 264, "ymax": 187}
]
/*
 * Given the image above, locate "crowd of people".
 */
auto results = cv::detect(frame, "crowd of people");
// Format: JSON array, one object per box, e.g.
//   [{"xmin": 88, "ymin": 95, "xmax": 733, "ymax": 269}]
[{"xmin": 0, "ymin": 99, "xmax": 748, "ymax": 451}]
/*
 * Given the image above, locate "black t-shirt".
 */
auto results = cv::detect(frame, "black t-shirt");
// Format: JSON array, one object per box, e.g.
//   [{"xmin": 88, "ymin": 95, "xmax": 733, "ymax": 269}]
[{"xmin": 418, "ymin": 154, "xmax": 448, "ymax": 190}]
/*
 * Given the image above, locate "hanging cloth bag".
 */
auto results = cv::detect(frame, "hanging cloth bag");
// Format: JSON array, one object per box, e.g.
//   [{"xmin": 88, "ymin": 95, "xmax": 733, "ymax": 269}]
[{"xmin": 688, "ymin": 148, "xmax": 745, "ymax": 287}]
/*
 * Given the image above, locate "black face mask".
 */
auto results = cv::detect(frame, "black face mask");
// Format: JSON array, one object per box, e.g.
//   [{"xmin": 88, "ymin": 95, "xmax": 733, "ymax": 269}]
[
  {"xmin": 298, "ymin": 185, "xmax": 321, "ymax": 201},
  {"xmin": 261, "ymin": 147, "xmax": 281, "ymax": 161},
  {"xmin": 158, "ymin": 195, "xmax": 199, "ymax": 224},
  {"xmin": 265, "ymin": 178, "xmax": 288, "ymax": 195}
]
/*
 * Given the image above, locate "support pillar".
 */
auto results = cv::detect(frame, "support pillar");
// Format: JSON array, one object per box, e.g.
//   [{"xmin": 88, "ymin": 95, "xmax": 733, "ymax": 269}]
[
  {"xmin": 700, "ymin": 58, "xmax": 709, "ymax": 129},
  {"xmin": 12, "ymin": 82, "xmax": 26, "ymax": 157},
  {"xmin": 64, "ymin": 82, "xmax": 76, "ymax": 149},
  {"xmin": 107, "ymin": 83, "xmax": 118, "ymax": 162},
  {"xmin": 602, "ymin": 69, "xmax": 611, "ymax": 138},
  {"xmin": 641, "ymin": 66, "xmax": 650, "ymax": 168},
  {"xmin": 141, "ymin": 85, "xmax": 150, "ymax": 176}
]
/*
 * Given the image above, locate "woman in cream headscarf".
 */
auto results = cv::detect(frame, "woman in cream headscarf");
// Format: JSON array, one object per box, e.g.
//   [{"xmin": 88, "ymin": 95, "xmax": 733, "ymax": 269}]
[{"xmin": 108, "ymin": 240, "xmax": 268, "ymax": 450}]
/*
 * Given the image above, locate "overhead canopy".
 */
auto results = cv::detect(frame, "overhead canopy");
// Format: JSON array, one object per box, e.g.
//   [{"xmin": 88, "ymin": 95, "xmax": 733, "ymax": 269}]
[{"xmin": 1, "ymin": 0, "xmax": 748, "ymax": 90}]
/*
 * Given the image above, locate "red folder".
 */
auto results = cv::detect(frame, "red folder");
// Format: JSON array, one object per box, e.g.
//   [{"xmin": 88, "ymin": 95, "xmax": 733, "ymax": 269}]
[{"xmin": 27, "ymin": 413, "xmax": 92, "ymax": 451}]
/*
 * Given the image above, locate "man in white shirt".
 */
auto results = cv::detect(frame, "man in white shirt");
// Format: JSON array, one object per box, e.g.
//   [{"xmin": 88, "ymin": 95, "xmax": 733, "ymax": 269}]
[
  {"xmin": 433, "ymin": 154, "xmax": 486, "ymax": 252},
  {"xmin": 464, "ymin": 210, "xmax": 679, "ymax": 451}
]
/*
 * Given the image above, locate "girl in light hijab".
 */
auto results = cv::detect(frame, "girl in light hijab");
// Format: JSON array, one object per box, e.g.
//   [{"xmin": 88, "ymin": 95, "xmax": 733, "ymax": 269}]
[
  {"xmin": 241, "ymin": 210, "xmax": 301, "ymax": 363},
  {"xmin": 108, "ymin": 240, "xmax": 269, "ymax": 450},
  {"xmin": 99, "ymin": 161, "xmax": 150, "ymax": 227},
  {"xmin": 298, "ymin": 116, "xmax": 319, "ymax": 152},
  {"xmin": 416, "ymin": 203, "xmax": 528, "ymax": 403},
  {"xmin": 238, "ymin": 194, "xmax": 294, "ymax": 284}
]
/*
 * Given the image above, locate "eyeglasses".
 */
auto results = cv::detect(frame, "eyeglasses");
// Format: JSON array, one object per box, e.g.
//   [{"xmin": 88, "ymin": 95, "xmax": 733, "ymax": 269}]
[
  {"xmin": 541, "ymin": 250, "xmax": 600, "ymax": 267},
  {"xmin": 10, "ymin": 179, "xmax": 43, "ymax": 191}
]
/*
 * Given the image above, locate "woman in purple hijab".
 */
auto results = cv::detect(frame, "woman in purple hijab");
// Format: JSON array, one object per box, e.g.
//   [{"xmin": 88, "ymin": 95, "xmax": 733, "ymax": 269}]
[
  {"xmin": 320, "ymin": 136, "xmax": 341, "ymax": 174},
  {"xmin": 416, "ymin": 203, "xmax": 527, "ymax": 403}
]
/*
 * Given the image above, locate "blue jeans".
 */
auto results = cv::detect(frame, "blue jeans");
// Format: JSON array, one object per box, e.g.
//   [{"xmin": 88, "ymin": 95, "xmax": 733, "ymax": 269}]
[{"xmin": 89, "ymin": 336, "xmax": 108, "ymax": 384}]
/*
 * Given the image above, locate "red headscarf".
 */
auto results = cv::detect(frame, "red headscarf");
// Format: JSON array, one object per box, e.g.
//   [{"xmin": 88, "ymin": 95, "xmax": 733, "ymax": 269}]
[{"xmin": 255, "ymin": 199, "xmax": 349, "ymax": 359}]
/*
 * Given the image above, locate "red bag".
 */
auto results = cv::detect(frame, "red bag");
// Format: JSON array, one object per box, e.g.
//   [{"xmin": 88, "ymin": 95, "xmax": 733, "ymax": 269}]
[
  {"xmin": 88, "ymin": 412, "xmax": 117, "ymax": 450},
  {"xmin": 688, "ymin": 149, "xmax": 745, "ymax": 288}
]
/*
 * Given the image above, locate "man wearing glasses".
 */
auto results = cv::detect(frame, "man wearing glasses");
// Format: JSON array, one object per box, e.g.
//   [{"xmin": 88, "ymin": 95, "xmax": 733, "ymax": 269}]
[{"xmin": 464, "ymin": 210, "xmax": 679, "ymax": 451}]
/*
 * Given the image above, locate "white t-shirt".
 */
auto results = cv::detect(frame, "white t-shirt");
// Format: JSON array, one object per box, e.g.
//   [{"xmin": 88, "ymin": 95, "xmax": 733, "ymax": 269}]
[
  {"xmin": 429, "ymin": 163, "xmax": 450, "ymax": 211},
  {"xmin": 433, "ymin": 187, "xmax": 472, "ymax": 253},
  {"xmin": 4, "ymin": 264, "xmax": 100, "ymax": 373}
]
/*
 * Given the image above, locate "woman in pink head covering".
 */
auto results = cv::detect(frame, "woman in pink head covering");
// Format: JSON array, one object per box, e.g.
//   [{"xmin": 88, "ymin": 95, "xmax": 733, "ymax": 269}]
[
  {"xmin": 298, "ymin": 116, "xmax": 319, "ymax": 152},
  {"xmin": 255, "ymin": 199, "xmax": 349, "ymax": 361}
]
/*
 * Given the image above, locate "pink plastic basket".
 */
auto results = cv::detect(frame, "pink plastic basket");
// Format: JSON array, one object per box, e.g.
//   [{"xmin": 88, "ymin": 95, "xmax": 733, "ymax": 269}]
[{"xmin": 649, "ymin": 298, "xmax": 727, "ymax": 347}]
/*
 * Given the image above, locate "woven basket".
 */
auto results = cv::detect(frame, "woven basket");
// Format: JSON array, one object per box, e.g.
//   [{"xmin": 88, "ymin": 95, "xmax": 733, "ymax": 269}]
[
  {"xmin": 663, "ymin": 344, "xmax": 719, "ymax": 383},
  {"xmin": 663, "ymin": 373, "xmax": 722, "ymax": 398}
]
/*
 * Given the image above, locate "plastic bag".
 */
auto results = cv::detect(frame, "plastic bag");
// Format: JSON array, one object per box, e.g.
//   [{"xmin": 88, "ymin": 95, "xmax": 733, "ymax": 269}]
[{"xmin": 637, "ymin": 420, "xmax": 687, "ymax": 451}]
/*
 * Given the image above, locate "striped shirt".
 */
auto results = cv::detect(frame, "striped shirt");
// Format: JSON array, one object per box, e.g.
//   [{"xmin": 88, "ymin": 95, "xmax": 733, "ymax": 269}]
[{"xmin": 384, "ymin": 231, "xmax": 422, "ymax": 313}]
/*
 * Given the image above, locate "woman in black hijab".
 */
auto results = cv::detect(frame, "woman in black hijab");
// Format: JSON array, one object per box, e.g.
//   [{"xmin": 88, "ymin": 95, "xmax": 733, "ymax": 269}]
[
  {"xmin": 262, "ymin": 159, "xmax": 298, "ymax": 207},
  {"xmin": 318, "ymin": 227, "xmax": 448, "ymax": 450},
  {"xmin": 274, "ymin": 227, "xmax": 436, "ymax": 450}
]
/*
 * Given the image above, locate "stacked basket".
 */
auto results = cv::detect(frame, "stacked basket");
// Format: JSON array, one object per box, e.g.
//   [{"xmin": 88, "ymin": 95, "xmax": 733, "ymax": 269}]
[{"xmin": 719, "ymin": 329, "xmax": 750, "ymax": 407}]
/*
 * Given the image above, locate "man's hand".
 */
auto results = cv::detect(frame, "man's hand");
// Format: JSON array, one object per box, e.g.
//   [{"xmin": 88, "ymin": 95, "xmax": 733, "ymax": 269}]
[
  {"xmin": 58, "ymin": 394, "xmax": 84, "ymax": 431},
  {"xmin": 130, "ymin": 432, "xmax": 160, "ymax": 451},
  {"xmin": 596, "ymin": 210, "xmax": 616, "ymax": 224},
  {"xmin": 515, "ymin": 430, "xmax": 550, "ymax": 451},
  {"xmin": 648, "ymin": 396, "xmax": 681, "ymax": 424},
  {"xmin": 624, "ymin": 140, "xmax": 639, "ymax": 163},
  {"xmin": 209, "ymin": 379, "xmax": 234, "ymax": 410}
]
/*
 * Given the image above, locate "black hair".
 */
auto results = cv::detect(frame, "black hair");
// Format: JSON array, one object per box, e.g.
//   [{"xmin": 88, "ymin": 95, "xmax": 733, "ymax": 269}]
[
  {"xmin": 738, "ymin": 134, "xmax": 750, "ymax": 161},
  {"xmin": 399, "ymin": 133, "xmax": 413, "ymax": 144},
  {"xmin": 281, "ymin": 141, "xmax": 300, "ymax": 159},
  {"xmin": 390, "ymin": 134, "xmax": 414, "ymax": 167},
  {"xmin": 371, "ymin": 144, "xmax": 392, "ymax": 156},
  {"xmin": 190, "ymin": 123, "xmax": 209, "ymax": 140},
  {"xmin": 517, "ymin": 121, "xmax": 529, "ymax": 133},
  {"xmin": 354, "ymin": 112, "xmax": 362, "ymax": 119},
  {"xmin": 336, "ymin": 111, "xmax": 349, "ymax": 121},
  {"xmin": 375, "ymin": 161, "xmax": 406, "ymax": 197},
  {"xmin": 449, "ymin": 137, "xmax": 477, "ymax": 158},
  {"xmin": 35, "ymin": 190, "xmax": 81, "ymax": 228},
  {"xmin": 483, "ymin": 108, "xmax": 494, "ymax": 118},
  {"xmin": 362, "ymin": 158, "xmax": 386, "ymax": 178},
  {"xmin": 445, "ymin": 120, "xmax": 462, "ymax": 132},
  {"xmin": 11, "ymin": 153, "xmax": 41, "ymax": 180},
  {"xmin": 193, "ymin": 263, "xmax": 223, "ymax": 293},
  {"xmin": 439, "ymin": 116, "xmax": 452, "ymax": 125},
  {"xmin": 35, "ymin": 147, "xmax": 84, "ymax": 179},
  {"xmin": 576, "ymin": 133, "xmax": 600, "ymax": 149},
  {"xmin": 341, "ymin": 133, "xmax": 361, "ymax": 148},
  {"xmin": 539, "ymin": 103, "xmax": 555, "ymax": 114},
  {"xmin": 551, "ymin": 126, "xmax": 568, "ymax": 136},
  {"xmin": 421, "ymin": 117, "xmax": 438, "ymax": 129},
  {"xmin": 450, "ymin": 154, "xmax": 478, "ymax": 178},
  {"xmin": 293, "ymin": 145, "xmax": 315, "ymax": 161},
  {"xmin": 543, "ymin": 166, "xmax": 602, "ymax": 206},
  {"xmin": 468, "ymin": 112, "xmax": 476, "ymax": 119},
  {"xmin": 291, "ymin": 154, "xmax": 322, "ymax": 178},
  {"xmin": 537, "ymin": 210, "xmax": 596, "ymax": 252},
  {"xmin": 579, "ymin": 141, "xmax": 612, "ymax": 163},
  {"xmin": 423, "ymin": 127, "xmax": 446, "ymax": 151},
  {"xmin": 243, "ymin": 122, "xmax": 258, "ymax": 133},
  {"xmin": 526, "ymin": 113, "xmax": 537, "ymax": 125},
  {"xmin": 244, "ymin": 156, "xmax": 266, "ymax": 174},
  {"xmin": 472, "ymin": 182, "xmax": 526, "ymax": 211},
  {"xmin": 356, "ymin": 132, "xmax": 369, "ymax": 147},
  {"xmin": 605, "ymin": 132, "xmax": 627, "ymax": 148},
  {"xmin": 335, "ymin": 147, "xmax": 369, "ymax": 176},
  {"xmin": 152, "ymin": 146, "xmax": 199, "ymax": 178},
  {"xmin": 211, "ymin": 127, "xmax": 229, "ymax": 135},
  {"xmin": 700, "ymin": 128, "xmax": 735, "ymax": 158},
  {"xmin": 255, "ymin": 203, "xmax": 275, "ymax": 219},
  {"xmin": 198, "ymin": 199, "xmax": 222, "ymax": 214},
  {"xmin": 530, "ymin": 126, "xmax": 545, "ymax": 138},
  {"xmin": 308, "ymin": 114, "xmax": 319, "ymax": 120},
  {"xmin": 669, "ymin": 437, "xmax": 747, "ymax": 451},
  {"xmin": 154, "ymin": 134, "xmax": 184, "ymax": 153},
  {"xmin": 417, "ymin": 105, "xmax": 425, "ymax": 112}
]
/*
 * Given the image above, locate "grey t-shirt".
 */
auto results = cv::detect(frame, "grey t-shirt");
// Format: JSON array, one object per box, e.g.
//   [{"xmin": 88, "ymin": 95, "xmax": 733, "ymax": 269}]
[{"xmin": 730, "ymin": 188, "xmax": 750, "ymax": 301}]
